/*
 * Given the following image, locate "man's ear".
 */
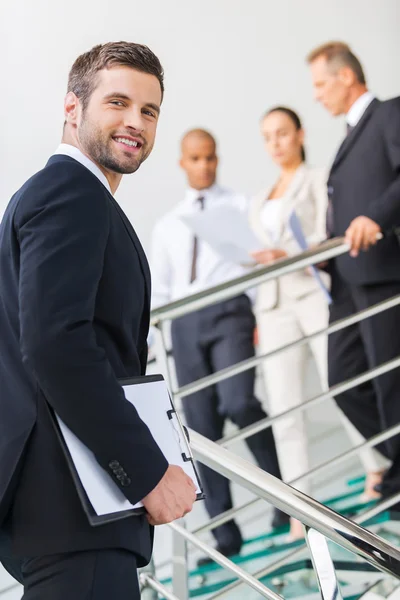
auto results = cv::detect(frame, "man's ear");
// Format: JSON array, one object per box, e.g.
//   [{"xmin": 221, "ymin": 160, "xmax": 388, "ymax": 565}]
[
  {"xmin": 338, "ymin": 66, "xmax": 356, "ymax": 88},
  {"xmin": 64, "ymin": 91, "xmax": 80, "ymax": 125}
]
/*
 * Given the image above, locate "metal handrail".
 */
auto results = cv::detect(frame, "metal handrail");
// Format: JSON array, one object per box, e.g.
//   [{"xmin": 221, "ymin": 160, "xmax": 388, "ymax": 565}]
[
  {"xmin": 151, "ymin": 238, "xmax": 348, "ymax": 325},
  {"xmin": 139, "ymin": 573, "xmax": 181, "ymax": 600},
  {"xmin": 168, "ymin": 522, "xmax": 282, "ymax": 600},
  {"xmin": 175, "ymin": 293, "xmax": 400, "ymax": 399},
  {"xmin": 149, "ymin": 233, "xmax": 400, "ymax": 595},
  {"xmin": 190, "ymin": 429, "xmax": 400, "ymax": 578},
  {"xmin": 193, "ymin": 420, "xmax": 400, "ymax": 537},
  {"xmin": 219, "ymin": 353, "xmax": 400, "ymax": 448},
  {"xmin": 207, "ymin": 491, "xmax": 400, "ymax": 600}
]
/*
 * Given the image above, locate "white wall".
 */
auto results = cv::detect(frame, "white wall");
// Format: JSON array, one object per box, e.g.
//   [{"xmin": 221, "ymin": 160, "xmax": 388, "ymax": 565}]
[{"xmin": 0, "ymin": 0, "xmax": 399, "ymax": 251}]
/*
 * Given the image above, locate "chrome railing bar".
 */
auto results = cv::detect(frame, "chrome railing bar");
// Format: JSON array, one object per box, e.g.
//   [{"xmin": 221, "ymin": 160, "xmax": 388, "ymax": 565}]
[
  {"xmin": 175, "ymin": 294, "xmax": 400, "ymax": 399},
  {"xmin": 151, "ymin": 239, "xmax": 348, "ymax": 325},
  {"xmin": 193, "ymin": 421, "xmax": 400, "ymax": 536},
  {"xmin": 219, "ymin": 354, "xmax": 400, "ymax": 447},
  {"xmin": 293, "ymin": 422, "xmax": 400, "ymax": 487},
  {"xmin": 168, "ymin": 522, "xmax": 283, "ymax": 600},
  {"xmin": 207, "ymin": 544, "xmax": 308, "ymax": 600},
  {"xmin": 304, "ymin": 525, "xmax": 344, "ymax": 600},
  {"xmin": 190, "ymin": 430, "xmax": 400, "ymax": 577},
  {"xmin": 354, "ymin": 491, "xmax": 400, "ymax": 523},
  {"xmin": 207, "ymin": 491, "xmax": 400, "ymax": 600},
  {"xmin": 139, "ymin": 573, "xmax": 181, "ymax": 600}
]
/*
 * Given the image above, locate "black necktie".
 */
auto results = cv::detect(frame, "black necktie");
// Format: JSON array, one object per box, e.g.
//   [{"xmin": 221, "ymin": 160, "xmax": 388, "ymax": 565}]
[
  {"xmin": 346, "ymin": 122, "xmax": 354, "ymax": 136},
  {"xmin": 190, "ymin": 196, "xmax": 204, "ymax": 283}
]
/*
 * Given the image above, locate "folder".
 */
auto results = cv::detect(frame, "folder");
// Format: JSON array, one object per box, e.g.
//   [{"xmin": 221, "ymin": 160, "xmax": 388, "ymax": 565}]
[
  {"xmin": 289, "ymin": 210, "xmax": 332, "ymax": 304},
  {"xmin": 49, "ymin": 374, "xmax": 204, "ymax": 526},
  {"xmin": 180, "ymin": 206, "xmax": 263, "ymax": 265}
]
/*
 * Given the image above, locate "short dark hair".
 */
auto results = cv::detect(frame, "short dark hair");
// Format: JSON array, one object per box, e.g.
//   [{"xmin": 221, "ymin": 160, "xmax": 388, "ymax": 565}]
[
  {"xmin": 263, "ymin": 106, "xmax": 306, "ymax": 162},
  {"xmin": 67, "ymin": 41, "xmax": 164, "ymax": 110},
  {"xmin": 306, "ymin": 41, "xmax": 366, "ymax": 85}
]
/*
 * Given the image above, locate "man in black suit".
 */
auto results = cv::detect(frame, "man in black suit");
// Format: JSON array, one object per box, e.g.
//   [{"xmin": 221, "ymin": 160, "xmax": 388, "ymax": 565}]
[
  {"xmin": 0, "ymin": 41, "xmax": 196, "ymax": 599},
  {"xmin": 307, "ymin": 41, "xmax": 400, "ymax": 501}
]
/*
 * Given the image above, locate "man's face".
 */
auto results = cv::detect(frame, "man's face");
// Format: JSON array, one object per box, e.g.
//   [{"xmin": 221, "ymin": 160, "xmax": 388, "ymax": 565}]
[
  {"xmin": 310, "ymin": 56, "xmax": 350, "ymax": 116},
  {"xmin": 180, "ymin": 137, "xmax": 218, "ymax": 190},
  {"xmin": 72, "ymin": 66, "xmax": 162, "ymax": 174}
]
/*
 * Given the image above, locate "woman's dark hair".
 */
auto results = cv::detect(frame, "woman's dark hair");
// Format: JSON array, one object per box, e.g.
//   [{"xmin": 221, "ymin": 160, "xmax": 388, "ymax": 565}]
[{"xmin": 263, "ymin": 106, "xmax": 306, "ymax": 162}]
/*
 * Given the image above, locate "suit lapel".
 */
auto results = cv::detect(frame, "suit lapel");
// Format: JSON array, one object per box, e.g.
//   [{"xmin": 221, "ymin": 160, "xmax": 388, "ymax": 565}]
[
  {"xmin": 278, "ymin": 165, "xmax": 308, "ymax": 239},
  {"xmin": 108, "ymin": 196, "xmax": 151, "ymax": 303},
  {"xmin": 46, "ymin": 153, "xmax": 152, "ymax": 324},
  {"xmin": 330, "ymin": 98, "xmax": 380, "ymax": 172},
  {"xmin": 251, "ymin": 165, "xmax": 308, "ymax": 246}
]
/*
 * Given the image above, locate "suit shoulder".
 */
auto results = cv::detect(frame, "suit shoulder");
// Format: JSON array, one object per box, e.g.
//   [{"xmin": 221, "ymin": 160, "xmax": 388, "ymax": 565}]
[
  {"xmin": 377, "ymin": 96, "xmax": 400, "ymax": 117},
  {"xmin": 25, "ymin": 158, "xmax": 108, "ymax": 193},
  {"xmin": 380, "ymin": 96, "xmax": 400, "ymax": 108},
  {"xmin": 14, "ymin": 159, "xmax": 110, "ymax": 228}
]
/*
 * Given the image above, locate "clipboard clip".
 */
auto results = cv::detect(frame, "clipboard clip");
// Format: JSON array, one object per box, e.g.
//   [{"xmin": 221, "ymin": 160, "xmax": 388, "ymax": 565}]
[{"xmin": 167, "ymin": 409, "xmax": 191, "ymax": 462}]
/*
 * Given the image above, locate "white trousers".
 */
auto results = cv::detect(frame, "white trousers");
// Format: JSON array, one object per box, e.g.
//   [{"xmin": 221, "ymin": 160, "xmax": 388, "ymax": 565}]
[{"xmin": 257, "ymin": 290, "xmax": 387, "ymax": 494}]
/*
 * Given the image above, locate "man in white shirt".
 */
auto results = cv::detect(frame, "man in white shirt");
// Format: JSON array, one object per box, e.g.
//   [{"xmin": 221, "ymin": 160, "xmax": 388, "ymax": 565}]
[
  {"xmin": 307, "ymin": 42, "xmax": 400, "ymax": 505},
  {"xmin": 151, "ymin": 129, "xmax": 286, "ymax": 564}
]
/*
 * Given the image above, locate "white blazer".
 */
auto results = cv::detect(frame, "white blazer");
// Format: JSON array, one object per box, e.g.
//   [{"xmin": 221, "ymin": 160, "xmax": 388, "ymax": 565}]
[{"xmin": 249, "ymin": 164, "xmax": 330, "ymax": 311}]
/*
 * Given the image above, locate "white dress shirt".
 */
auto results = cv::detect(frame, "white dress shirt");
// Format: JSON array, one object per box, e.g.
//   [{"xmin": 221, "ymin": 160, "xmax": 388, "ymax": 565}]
[
  {"xmin": 260, "ymin": 198, "xmax": 284, "ymax": 246},
  {"xmin": 150, "ymin": 184, "xmax": 254, "ymax": 308},
  {"xmin": 346, "ymin": 91, "xmax": 375, "ymax": 128},
  {"xmin": 54, "ymin": 143, "xmax": 112, "ymax": 194}
]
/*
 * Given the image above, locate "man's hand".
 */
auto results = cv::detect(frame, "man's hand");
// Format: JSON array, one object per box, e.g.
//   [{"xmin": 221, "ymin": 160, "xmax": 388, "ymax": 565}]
[
  {"xmin": 250, "ymin": 249, "xmax": 287, "ymax": 265},
  {"xmin": 345, "ymin": 216, "xmax": 382, "ymax": 257},
  {"xmin": 253, "ymin": 327, "xmax": 259, "ymax": 347},
  {"xmin": 142, "ymin": 464, "xmax": 197, "ymax": 526}
]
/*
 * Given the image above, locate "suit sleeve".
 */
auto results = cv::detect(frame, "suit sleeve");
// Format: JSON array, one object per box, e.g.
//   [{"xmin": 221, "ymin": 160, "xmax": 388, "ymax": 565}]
[
  {"xmin": 15, "ymin": 166, "xmax": 168, "ymax": 505},
  {"xmin": 365, "ymin": 98, "xmax": 400, "ymax": 229}
]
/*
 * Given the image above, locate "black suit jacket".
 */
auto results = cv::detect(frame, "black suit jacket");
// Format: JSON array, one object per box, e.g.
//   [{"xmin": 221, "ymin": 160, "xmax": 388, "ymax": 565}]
[
  {"xmin": 0, "ymin": 154, "xmax": 168, "ymax": 563},
  {"xmin": 328, "ymin": 97, "xmax": 400, "ymax": 284}
]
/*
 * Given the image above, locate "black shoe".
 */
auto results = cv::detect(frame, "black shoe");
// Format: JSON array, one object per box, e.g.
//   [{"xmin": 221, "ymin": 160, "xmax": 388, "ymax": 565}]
[
  {"xmin": 196, "ymin": 544, "xmax": 241, "ymax": 568},
  {"xmin": 271, "ymin": 508, "xmax": 290, "ymax": 530}
]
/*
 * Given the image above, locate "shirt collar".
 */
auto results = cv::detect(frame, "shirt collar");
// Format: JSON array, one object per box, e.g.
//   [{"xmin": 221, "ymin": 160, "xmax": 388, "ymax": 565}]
[
  {"xmin": 53, "ymin": 143, "xmax": 113, "ymax": 195},
  {"xmin": 346, "ymin": 91, "xmax": 375, "ymax": 127},
  {"xmin": 185, "ymin": 183, "xmax": 220, "ymax": 205}
]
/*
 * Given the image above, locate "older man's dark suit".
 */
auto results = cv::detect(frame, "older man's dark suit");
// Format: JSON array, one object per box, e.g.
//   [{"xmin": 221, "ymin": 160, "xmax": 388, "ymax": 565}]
[
  {"xmin": 327, "ymin": 97, "xmax": 400, "ymax": 496},
  {"xmin": 0, "ymin": 154, "xmax": 168, "ymax": 596}
]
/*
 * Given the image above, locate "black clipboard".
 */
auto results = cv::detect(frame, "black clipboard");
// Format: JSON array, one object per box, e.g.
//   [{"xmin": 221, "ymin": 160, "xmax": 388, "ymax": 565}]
[{"xmin": 49, "ymin": 373, "xmax": 204, "ymax": 527}]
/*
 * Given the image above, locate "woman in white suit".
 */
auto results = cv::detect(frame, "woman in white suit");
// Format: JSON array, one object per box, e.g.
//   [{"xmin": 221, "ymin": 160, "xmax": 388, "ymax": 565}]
[{"xmin": 249, "ymin": 107, "xmax": 386, "ymax": 539}]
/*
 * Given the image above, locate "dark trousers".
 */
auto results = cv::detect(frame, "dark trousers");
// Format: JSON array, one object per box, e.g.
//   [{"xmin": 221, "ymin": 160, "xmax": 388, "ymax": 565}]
[
  {"xmin": 171, "ymin": 295, "xmax": 282, "ymax": 550},
  {"xmin": 328, "ymin": 271, "xmax": 400, "ymax": 483},
  {"xmin": 0, "ymin": 540, "xmax": 140, "ymax": 599}
]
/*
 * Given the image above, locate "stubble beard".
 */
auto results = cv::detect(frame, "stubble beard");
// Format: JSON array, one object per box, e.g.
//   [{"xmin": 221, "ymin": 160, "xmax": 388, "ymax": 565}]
[{"xmin": 79, "ymin": 116, "xmax": 152, "ymax": 175}]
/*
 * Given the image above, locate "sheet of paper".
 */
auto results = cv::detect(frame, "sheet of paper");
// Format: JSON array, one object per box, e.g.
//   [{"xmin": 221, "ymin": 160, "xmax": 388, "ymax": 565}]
[
  {"xmin": 57, "ymin": 379, "xmax": 201, "ymax": 516},
  {"xmin": 181, "ymin": 206, "xmax": 263, "ymax": 264},
  {"xmin": 288, "ymin": 210, "xmax": 332, "ymax": 304}
]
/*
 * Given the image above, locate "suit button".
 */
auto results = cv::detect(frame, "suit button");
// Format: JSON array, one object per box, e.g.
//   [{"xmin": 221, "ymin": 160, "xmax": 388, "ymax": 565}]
[
  {"xmin": 109, "ymin": 460, "xmax": 120, "ymax": 470},
  {"xmin": 115, "ymin": 466, "xmax": 125, "ymax": 476},
  {"xmin": 120, "ymin": 477, "xmax": 131, "ymax": 487}
]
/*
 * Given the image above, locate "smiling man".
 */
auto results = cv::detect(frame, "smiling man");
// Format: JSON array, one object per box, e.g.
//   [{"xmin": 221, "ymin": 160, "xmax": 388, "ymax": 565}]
[{"xmin": 0, "ymin": 42, "xmax": 196, "ymax": 599}]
